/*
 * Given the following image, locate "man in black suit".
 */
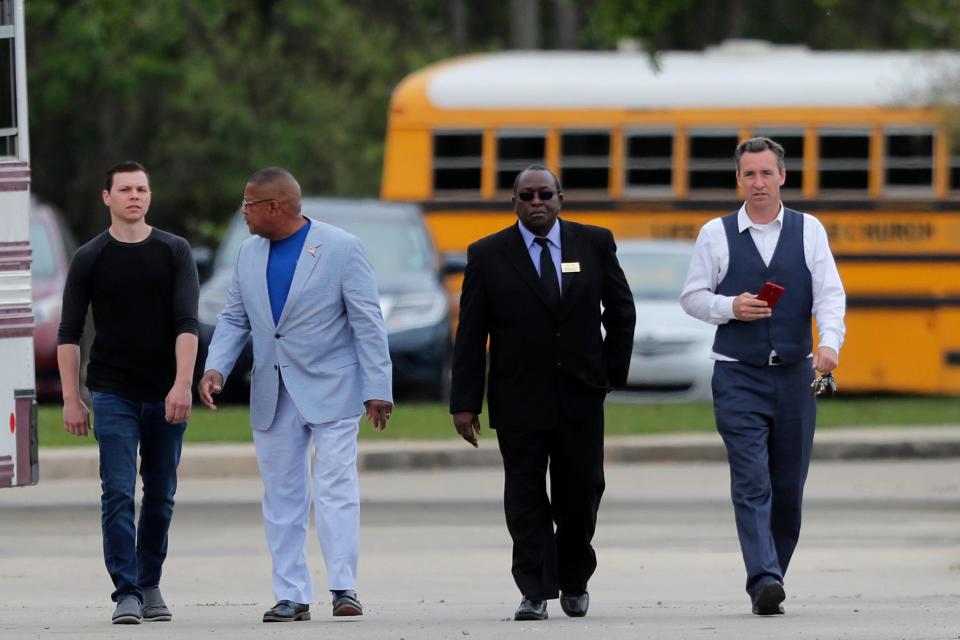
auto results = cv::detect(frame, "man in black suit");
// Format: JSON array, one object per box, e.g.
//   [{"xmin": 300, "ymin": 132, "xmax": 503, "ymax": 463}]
[{"xmin": 450, "ymin": 164, "xmax": 636, "ymax": 621}]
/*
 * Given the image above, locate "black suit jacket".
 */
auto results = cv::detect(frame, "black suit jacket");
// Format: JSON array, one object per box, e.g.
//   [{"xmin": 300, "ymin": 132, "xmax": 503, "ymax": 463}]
[{"xmin": 450, "ymin": 219, "xmax": 636, "ymax": 431}]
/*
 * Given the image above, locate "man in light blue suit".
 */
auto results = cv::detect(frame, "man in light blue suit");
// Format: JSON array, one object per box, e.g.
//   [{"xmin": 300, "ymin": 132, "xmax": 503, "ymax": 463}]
[{"xmin": 198, "ymin": 167, "xmax": 393, "ymax": 623}]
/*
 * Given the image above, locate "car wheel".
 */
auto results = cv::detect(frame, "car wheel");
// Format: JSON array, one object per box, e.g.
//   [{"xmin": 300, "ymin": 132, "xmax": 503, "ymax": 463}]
[{"xmin": 426, "ymin": 355, "xmax": 452, "ymax": 402}]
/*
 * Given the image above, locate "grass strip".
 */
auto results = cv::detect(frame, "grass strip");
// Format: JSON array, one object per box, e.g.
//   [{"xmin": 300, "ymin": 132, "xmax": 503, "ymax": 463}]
[{"xmin": 37, "ymin": 396, "xmax": 960, "ymax": 448}]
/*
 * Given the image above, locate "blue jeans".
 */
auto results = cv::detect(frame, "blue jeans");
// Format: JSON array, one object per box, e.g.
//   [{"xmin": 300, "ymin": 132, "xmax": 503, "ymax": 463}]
[{"xmin": 91, "ymin": 391, "xmax": 186, "ymax": 603}]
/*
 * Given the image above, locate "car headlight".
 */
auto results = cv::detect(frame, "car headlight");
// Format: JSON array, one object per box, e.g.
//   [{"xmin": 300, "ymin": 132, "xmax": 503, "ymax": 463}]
[{"xmin": 381, "ymin": 291, "xmax": 448, "ymax": 334}]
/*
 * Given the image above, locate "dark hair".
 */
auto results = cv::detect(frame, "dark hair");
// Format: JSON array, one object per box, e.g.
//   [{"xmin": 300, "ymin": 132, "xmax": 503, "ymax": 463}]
[
  {"xmin": 513, "ymin": 164, "xmax": 562, "ymax": 196},
  {"xmin": 735, "ymin": 137, "xmax": 785, "ymax": 172},
  {"xmin": 248, "ymin": 166, "xmax": 296, "ymax": 186},
  {"xmin": 105, "ymin": 161, "xmax": 148, "ymax": 191}
]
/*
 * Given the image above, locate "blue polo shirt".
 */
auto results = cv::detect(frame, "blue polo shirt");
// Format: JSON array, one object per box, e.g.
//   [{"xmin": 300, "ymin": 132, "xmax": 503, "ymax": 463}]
[{"xmin": 267, "ymin": 219, "xmax": 311, "ymax": 326}]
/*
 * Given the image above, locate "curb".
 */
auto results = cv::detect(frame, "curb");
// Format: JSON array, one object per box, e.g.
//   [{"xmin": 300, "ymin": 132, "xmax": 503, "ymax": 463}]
[{"xmin": 35, "ymin": 426, "xmax": 960, "ymax": 480}]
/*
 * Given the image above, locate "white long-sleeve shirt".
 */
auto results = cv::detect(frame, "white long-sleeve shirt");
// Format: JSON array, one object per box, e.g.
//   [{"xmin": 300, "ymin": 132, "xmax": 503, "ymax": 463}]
[{"xmin": 679, "ymin": 203, "xmax": 846, "ymax": 361}]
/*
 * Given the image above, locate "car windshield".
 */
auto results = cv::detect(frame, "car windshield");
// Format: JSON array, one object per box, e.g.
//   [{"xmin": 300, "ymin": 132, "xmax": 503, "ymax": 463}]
[
  {"xmin": 326, "ymin": 219, "xmax": 431, "ymax": 274},
  {"xmin": 30, "ymin": 218, "xmax": 57, "ymax": 279},
  {"xmin": 619, "ymin": 250, "xmax": 691, "ymax": 300},
  {"xmin": 215, "ymin": 207, "xmax": 433, "ymax": 275}
]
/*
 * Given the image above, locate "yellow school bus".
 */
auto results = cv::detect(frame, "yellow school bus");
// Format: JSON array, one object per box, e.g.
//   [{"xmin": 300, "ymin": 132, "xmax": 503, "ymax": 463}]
[{"xmin": 381, "ymin": 41, "xmax": 960, "ymax": 394}]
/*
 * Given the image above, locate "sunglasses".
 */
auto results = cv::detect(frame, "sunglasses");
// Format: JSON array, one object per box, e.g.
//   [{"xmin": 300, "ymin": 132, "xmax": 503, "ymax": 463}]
[{"xmin": 517, "ymin": 190, "xmax": 557, "ymax": 202}]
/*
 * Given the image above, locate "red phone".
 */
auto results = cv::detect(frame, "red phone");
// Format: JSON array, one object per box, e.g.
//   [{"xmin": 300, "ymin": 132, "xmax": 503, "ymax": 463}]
[{"xmin": 756, "ymin": 282, "xmax": 785, "ymax": 309}]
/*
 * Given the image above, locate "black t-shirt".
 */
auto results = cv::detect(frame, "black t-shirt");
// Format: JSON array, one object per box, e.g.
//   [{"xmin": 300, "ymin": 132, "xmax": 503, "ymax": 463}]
[{"xmin": 57, "ymin": 228, "xmax": 200, "ymax": 401}]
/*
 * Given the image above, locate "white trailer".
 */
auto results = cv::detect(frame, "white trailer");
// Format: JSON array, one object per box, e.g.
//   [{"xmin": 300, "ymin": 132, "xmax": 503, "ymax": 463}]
[{"xmin": 0, "ymin": 0, "xmax": 37, "ymax": 488}]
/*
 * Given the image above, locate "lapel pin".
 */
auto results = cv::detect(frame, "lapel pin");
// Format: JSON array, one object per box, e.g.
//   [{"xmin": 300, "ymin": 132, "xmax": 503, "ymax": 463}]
[{"xmin": 307, "ymin": 246, "xmax": 318, "ymax": 257}]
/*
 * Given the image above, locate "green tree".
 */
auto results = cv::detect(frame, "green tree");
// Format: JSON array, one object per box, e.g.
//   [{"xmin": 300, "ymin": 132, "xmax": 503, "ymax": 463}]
[
  {"xmin": 26, "ymin": 0, "xmax": 450, "ymax": 242},
  {"xmin": 583, "ymin": 0, "xmax": 960, "ymax": 51}
]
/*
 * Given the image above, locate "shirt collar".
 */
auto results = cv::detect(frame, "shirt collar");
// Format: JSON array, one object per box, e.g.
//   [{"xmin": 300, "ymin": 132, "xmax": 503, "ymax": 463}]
[
  {"xmin": 518, "ymin": 218, "xmax": 561, "ymax": 249},
  {"xmin": 737, "ymin": 202, "xmax": 784, "ymax": 233}
]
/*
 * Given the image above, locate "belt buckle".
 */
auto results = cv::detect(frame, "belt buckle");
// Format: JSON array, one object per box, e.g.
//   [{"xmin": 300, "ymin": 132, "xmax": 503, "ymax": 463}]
[{"xmin": 768, "ymin": 354, "xmax": 781, "ymax": 366}]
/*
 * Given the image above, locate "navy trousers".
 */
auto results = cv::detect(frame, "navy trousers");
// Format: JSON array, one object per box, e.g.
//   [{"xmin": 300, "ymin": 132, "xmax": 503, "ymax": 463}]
[{"xmin": 711, "ymin": 359, "xmax": 816, "ymax": 596}]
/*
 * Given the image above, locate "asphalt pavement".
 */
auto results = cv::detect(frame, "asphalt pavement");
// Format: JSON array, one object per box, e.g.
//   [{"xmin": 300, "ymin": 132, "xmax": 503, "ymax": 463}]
[{"xmin": 2, "ymin": 460, "xmax": 958, "ymax": 639}]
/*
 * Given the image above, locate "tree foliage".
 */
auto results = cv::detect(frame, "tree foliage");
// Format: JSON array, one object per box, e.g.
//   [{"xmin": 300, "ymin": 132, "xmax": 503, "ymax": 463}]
[
  {"xmin": 25, "ymin": 0, "xmax": 960, "ymax": 243},
  {"xmin": 583, "ymin": 0, "xmax": 960, "ymax": 51},
  {"xmin": 26, "ymin": 0, "xmax": 450, "ymax": 241}
]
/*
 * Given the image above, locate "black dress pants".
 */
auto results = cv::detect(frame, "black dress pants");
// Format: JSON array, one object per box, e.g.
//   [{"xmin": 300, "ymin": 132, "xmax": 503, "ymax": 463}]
[{"xmin": 495, "ymin": 392, "xmax": 605, "ymax": 601}]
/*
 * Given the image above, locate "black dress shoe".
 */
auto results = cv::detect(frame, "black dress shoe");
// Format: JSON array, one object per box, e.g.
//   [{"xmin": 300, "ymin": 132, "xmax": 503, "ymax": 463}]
[
  {"xmin": 331, "ymin": 590, "xmax": 363, "ymax": 616},
  {"xmin": 514, "ymin": 598, "xmax": 548, "ymax": 621},
  {"xmin": 560, "ymin": 591, "xmax": 589, "ymax": 617},
  {"xmin": 263, "ymin": 600, "xmax": 311, "ymax": 622},
  {"xmin": 751, "ymin": 581, "xmax": 786, "ymax": 616}
]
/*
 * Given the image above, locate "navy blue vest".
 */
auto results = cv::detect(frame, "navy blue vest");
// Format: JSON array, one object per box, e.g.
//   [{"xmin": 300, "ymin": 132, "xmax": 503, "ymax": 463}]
[{"xmin": 713, "ymin": 208, "xmax": 813, "ymax": 365}]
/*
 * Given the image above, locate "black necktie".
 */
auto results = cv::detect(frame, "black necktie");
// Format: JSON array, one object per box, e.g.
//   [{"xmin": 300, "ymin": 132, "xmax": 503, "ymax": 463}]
[{"xmin": 535, "ymin": 237, "xmax": 561, "ymax": 306}]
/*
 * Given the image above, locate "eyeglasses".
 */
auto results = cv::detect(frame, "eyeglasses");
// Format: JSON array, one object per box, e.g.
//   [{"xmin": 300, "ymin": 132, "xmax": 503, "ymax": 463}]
[
  {"xmin": 240, "ymin": 198, "xmax": 276, "ymax": 210},
  {"xmin": 517, "ymin": 190, "xmax": 557, "ymax": 202}
]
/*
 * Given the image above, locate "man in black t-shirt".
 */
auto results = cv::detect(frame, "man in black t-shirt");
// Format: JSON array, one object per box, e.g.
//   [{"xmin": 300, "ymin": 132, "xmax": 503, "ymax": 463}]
[{"xmin": 57, "ymin": 161, "xmax": 199, "ymax": 625}]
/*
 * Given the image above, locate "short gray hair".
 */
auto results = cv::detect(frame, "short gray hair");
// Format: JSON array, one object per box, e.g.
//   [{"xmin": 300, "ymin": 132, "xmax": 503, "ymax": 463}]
[
  {"xmin": 248, "ymin": 166, "xmax": 297, "ymax": 186},
  {"xmin": 513, "ymin": 164, "xmax": 562, "ymax": 196},
  {"xmin": 735, "ymin": 137, "xmax": 785, "ymax": 172}
]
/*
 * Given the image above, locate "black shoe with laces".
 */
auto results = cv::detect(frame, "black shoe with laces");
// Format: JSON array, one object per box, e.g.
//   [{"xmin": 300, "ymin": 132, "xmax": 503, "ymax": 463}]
[{"xmin": 514, "ymin": 598, "xmax": 548, "ymax": 621}]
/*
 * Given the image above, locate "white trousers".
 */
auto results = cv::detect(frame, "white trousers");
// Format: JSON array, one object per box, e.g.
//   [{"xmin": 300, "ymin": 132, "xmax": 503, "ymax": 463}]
[{"xmin": 252, "ymin": 383, "xmax": 361, "ymax": 604}]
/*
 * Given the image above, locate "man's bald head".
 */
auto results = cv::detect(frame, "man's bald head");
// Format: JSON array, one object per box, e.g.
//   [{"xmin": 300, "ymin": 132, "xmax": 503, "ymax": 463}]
[
  {"xmin": 242, "ymin": 167, "xmax": 305, "ymax": 240},
  {"xmin": 247, "ymin": 167, "xmax": 302, "ymax": 206}
]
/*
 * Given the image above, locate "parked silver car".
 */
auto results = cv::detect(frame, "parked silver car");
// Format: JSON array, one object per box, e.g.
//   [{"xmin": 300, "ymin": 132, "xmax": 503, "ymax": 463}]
[{"xmin": 617, "ymin": 240, "xmax": 714, "ymax": 401}]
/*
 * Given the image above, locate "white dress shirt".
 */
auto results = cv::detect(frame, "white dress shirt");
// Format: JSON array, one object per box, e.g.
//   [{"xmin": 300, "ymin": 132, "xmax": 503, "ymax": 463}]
[{"xmin": 679, "ymin": 203, "xmax": 846, "ymax": 361}]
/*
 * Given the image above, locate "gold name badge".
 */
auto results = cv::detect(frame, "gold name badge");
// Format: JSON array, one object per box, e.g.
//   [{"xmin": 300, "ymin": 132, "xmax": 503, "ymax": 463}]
[{"xmin": 561, "ymin": 262, "xmax": 581, "ymax": 273}]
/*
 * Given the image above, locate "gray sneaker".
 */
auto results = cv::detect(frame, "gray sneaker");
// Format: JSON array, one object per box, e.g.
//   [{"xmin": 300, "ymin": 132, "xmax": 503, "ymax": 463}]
[
  {"xmin": 112, "ymin": 596, "xmax": 143, "ymax": 624},
  {"xmin": 142, "ymin": 586, "xmax": 171, "ymax": 622}
]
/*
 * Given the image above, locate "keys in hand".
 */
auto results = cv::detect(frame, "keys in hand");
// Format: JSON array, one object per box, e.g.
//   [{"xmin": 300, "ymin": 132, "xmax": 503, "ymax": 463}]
[{"xmin": 811, "ymin": 372, "xmax": 837, "ymax": 397}]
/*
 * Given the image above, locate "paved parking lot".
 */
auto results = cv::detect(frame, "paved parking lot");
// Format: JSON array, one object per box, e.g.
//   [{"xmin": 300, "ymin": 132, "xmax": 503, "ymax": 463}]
[{"xmin": 1, "ymin": 460, "xmax": 958, "ymax": 639}]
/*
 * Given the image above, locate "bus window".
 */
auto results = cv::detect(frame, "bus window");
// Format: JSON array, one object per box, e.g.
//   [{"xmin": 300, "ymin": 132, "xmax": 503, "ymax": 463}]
[
  {"xmin": 561, "ymin": 130, "xmax": 609, "ymax": 191},
  {"xmin": 689, "ymin": 128, "xmax": 738, "ymax": 191},
  {"xmin": 885, "ymin": 127, "xmax": 934, "ymax": 194},
  {"xmin": 952, "ymin": 150, "xmax": 960, "ymax": 191},
  {"xmin": 819, "ymin": 128, "xmax": 870, "ymax": 192},
  {"xmin": 753, "ymin": 127, "xmax": 804, "ymax": 192},
  {"xmin": 433, "ymin": 131, "xmax": 482, "ymax": 193},
  {"xmin": 625, "ymin": 130, "xmax": 673, "ymax": 195},
  {"xmin": 497, "ymin": 130, "xmax": 545, "ymax": 190},
  {"xmin": 0, "ymin": 38, "xmax": 14, "ymax": 157}
]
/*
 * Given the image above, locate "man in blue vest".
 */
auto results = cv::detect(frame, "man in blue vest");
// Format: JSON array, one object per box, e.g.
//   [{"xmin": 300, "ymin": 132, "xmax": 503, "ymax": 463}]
[{"xmin": 680, "ymin": 137, "xmax": 846, "ymax": 615}]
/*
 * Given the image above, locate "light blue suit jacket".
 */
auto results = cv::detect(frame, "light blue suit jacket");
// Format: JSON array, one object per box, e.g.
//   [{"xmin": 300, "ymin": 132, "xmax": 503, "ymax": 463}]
[{"xmin": 204, "ymin": 218, "xmax": 393, "ymax": 430}]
